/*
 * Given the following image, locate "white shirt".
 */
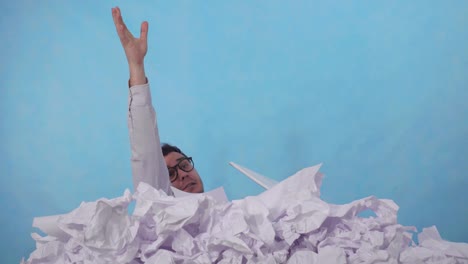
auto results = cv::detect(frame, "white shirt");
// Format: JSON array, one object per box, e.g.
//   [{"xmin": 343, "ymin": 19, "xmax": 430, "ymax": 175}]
[{"xmin": 128, "ymin": 83, "xmax": 172, "ymax": 195}]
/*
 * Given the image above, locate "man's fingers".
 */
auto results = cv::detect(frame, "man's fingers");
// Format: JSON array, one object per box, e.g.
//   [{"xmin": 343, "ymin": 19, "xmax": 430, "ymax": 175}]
[
  {"xmin": 111, "ymin": 7, "xmax": 121, "ymax": 28},
  {"xmin": 111, "ymin": 7, "xmax": 129, "ymax": 35},
  {"xmin": 112, "ymin": 7, "xmax": 134, "ymax": 45},
  {"xmin": 115, "ymin": 8, "xmax": 129, "ymax": 32},
  {"xmin": 140, "ymin": 21, "xmax": 148, "ymax": 42}
]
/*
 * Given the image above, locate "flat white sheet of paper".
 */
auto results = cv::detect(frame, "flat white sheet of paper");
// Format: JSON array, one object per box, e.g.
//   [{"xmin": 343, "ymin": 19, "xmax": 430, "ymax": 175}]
[{"xmin": 229, "ymin": 161, "xmax": 278, "ymax": 189}]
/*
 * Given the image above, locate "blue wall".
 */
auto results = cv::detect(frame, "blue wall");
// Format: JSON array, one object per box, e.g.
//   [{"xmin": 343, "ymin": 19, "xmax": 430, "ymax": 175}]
[{"xmin": 1, "ymin": 1, "xmax": 467, "ymax": 263}]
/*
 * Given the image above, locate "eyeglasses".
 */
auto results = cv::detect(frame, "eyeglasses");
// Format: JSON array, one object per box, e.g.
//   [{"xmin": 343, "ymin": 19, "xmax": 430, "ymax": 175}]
[{"xmin": 167, "ymin": 157, "xmax": 195, "ymax": 182}]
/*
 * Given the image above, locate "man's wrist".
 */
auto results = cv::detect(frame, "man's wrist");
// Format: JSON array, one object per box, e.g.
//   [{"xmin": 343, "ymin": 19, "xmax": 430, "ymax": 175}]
[
  {"xmin": 128, "ymin": 77, "xmax": 148, "ymax": 88},
  {"xmin": 128, "ymin": 60, "xmax": 144, "ymax": 68},
  {"xmin": 129, "ymin": 63, "xmax": 147, "ymax": 86}
]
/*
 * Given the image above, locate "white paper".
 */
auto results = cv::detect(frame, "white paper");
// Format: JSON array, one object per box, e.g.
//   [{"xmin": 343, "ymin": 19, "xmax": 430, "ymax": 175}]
[
  {"xmin": 23, "ymin": 164, "xmax": 468, "ymax": 264},
  {"xmin": 229, "ymin": 161, "xmax": 279, "ymax": 189},
  {"xmin": 32, "ymin": 214, "xmax": 69, "ymax": 241},
  {"xmin": 171, "ymin": 186, "xmax": 229, "ymax": 203}
]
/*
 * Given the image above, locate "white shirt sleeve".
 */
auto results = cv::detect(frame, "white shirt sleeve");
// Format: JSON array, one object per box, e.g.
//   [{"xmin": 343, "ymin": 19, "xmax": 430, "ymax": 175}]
[{"xmin": 128, "ymin": 83, "xmax": 172, "ymax": 195}]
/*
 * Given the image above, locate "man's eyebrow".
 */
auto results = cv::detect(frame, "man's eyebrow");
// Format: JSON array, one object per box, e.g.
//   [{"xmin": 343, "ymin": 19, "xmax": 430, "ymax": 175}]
[{"xmin": 167, "ymin": 157, "xmax": 187, "ymax": 169}]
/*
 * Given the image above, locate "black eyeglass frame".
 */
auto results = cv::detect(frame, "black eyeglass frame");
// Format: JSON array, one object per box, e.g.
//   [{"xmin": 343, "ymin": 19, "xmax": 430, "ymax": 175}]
[{"xmin": 167, "ymin": 157, "xmax": 195, "ymax": 182}]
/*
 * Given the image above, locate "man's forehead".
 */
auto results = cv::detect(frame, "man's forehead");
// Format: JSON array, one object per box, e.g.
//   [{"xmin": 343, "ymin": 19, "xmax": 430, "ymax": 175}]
[{"xmin": 164, "ymin": 152, "xmax": 186, "ymax": 165}]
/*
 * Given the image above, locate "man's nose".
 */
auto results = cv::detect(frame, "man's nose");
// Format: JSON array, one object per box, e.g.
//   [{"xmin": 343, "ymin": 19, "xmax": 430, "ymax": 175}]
[{"xmin": 178, "ymin": 168, "xmax": 188, "ymax": 181}]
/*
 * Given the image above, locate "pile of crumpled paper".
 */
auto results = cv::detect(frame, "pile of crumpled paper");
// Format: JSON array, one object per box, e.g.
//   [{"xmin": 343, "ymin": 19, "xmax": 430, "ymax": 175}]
[{"xmin": 23, "ymin": 164, "xmax": 468, "ymax": 263}]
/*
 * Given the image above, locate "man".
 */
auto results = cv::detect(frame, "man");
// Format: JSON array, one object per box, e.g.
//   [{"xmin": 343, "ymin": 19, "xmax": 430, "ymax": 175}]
[{"xmin": 111, "ymin": 6, "xmax": 204, "ymax": 194}]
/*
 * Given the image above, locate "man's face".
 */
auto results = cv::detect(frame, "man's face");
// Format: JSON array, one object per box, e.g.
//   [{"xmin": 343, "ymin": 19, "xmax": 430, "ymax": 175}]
[{"xmin": 164, "ymin": 152, "xmax": 204, "ymax": 193}]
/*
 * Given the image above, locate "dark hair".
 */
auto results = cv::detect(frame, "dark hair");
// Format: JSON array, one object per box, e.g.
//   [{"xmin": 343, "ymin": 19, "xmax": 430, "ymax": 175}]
[{"xmin": 161, "ymin": 143, "xmax": 187, "ymax": 157}]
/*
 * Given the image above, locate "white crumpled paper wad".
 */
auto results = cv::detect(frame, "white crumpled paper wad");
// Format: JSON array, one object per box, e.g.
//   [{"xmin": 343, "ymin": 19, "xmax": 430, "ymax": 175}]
[{"xmin": 23, "ymin": 164, "xmax": 468, "ymax": 264}]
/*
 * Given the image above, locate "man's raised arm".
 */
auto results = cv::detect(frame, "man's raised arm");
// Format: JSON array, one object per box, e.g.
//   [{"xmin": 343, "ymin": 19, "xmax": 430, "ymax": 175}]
[{"xmin": 111, "ymin": 7, "xmax": 172, "ymax": 195}]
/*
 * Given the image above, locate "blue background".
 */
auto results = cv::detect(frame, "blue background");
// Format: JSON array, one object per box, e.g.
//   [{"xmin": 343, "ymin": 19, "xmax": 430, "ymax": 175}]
[{"xmin": 1, "ymin": 1, "xmax": 467, "ymax": 263}]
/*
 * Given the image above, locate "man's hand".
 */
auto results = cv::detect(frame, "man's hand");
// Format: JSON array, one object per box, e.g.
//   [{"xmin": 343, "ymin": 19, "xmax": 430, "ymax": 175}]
[{"xmin": 111, "ymin": 6, "xmax": 147, "ymax": 86}]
